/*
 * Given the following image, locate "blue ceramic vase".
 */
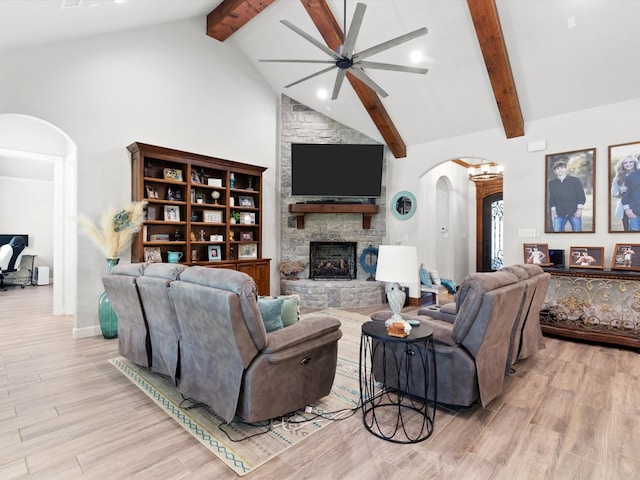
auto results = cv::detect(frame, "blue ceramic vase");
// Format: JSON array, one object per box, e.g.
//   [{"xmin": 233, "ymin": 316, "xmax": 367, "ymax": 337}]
[{"xmin": 98, "ymin": 258, "xmax": 119, "ymax": 339}]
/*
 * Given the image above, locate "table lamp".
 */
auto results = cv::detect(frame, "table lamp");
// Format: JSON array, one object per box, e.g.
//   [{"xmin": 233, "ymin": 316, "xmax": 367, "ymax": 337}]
[{"xmin": 375, "ymin": 245, "xmax": 418, "ymax": 323}]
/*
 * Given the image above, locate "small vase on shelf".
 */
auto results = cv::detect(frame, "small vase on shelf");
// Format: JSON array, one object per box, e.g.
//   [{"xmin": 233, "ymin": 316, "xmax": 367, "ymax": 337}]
[{"xmin": 98, "ymin": 258, "xmax": 120, "ymax": 339}]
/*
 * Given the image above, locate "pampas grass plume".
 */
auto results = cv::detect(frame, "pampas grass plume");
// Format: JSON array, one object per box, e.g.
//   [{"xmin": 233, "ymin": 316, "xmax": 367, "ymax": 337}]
[{"xmin": 80, "ymin": 201, "xmax": 148, "ymax": 259}]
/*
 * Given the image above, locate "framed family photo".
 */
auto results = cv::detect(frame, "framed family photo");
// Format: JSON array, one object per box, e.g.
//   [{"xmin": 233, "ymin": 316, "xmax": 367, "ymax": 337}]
[
  {"xmin": 238, "ymin": 196, "xmax": 255, "ymax": 208},
  {"xmin": 611, "ymin": 243, "xmax": 640, "ymax": 271},
  {"xmin": 608, "ymin": 141, "xmax": 640, "ymax": 232},
  {"xmin": 545, "ymin": 148, "xmax": 595, "ymax": 233},
  {"xmin": 523, "ymin": 243, "xmax": 551, "ymax": 266},
  {"xmin": 569, "ymin": 246, "xmax": 604, "ymax": 269},
  {"xmin": 207, "ymin": 245, "xmax": 221, "ymax": 261},
  {"xmin": 163, "ymin": 205, "xmax": 180, "ymax": 222},
  {"xmin": 238, "ymin": 243, "xmax": 257, "ymax": 259},
  {"xmin": 143, "ymin": 247, "xmax": 162, "ymax": 263}
]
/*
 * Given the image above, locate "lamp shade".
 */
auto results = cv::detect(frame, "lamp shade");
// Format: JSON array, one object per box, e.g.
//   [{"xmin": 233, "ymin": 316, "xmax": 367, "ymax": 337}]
[{"xmin": 375, "ymin": 245, "xmax": 418, "ymax": 285}]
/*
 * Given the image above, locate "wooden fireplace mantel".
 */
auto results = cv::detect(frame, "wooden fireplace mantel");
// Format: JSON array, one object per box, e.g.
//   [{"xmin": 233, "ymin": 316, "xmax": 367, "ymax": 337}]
[{"xmin": 288, "ymin": 203, "xmax": 380, "ymax": 229}]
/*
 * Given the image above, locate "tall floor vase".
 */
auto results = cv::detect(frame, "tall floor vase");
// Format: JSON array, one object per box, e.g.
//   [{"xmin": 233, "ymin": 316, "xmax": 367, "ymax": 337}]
[{"xmin": 98, "ymin": 258, "xmax": 119, "ymax": 339}]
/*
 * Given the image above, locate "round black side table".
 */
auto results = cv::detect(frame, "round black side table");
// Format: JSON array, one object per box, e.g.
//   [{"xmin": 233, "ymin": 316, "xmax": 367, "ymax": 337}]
[{"xmin": 359, "ymin": 318, "xmax": 436, "ymax": 443}]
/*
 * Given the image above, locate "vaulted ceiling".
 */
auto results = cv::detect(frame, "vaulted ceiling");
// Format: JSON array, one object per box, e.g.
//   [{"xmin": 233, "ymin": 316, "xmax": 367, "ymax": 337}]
[{"xmin": 1, "ymin": 1, "xmax": 639, "ymax": 159}]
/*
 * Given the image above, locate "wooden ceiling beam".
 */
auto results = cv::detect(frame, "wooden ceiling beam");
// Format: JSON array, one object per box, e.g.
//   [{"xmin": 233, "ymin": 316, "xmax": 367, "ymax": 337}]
[
  {"xmin": 301, "ymin": 0, "xmax": 407, "ymax": 158},
  {"xmin": 467, "ymin": 0, "xmax": 524, "ymax": 138},
  {"xmin": 207, "ymin": 0, "xmax": 277, "ymax": 42}
]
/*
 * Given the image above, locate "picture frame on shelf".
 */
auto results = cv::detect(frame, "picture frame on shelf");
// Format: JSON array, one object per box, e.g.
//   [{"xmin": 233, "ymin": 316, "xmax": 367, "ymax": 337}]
[
  {"xmin": 203, "ymin": 209, "xmax": 223, "ymax": 223},
  {"xmin": 611, "ymin": 243, "xmax": 640, "ymax": 271},
  {"xmin": 163, "ymin": 168, "xmax": 183, "ymax": 181},
  {"xmin": 208, "ymin": 245, "xmax": 222, "ymax": 261},
  {"xmin": 608, "ymin": 141, "xmax": 640, "ymax": 232},
  {"xmin": 569, "ymin": 246, "xmax": 604, "ymax": 269},
  {"xmin": 240, "ymin": 212, "xmax": 255, "ymax": 225},
  {"xmin": 164, "ymin": 205, "xmax": 180, "ymax": 222},
  {"xmin": 523, "ymin": 243, "xmax": 551, "ymax": 266},
  {"xmin": 544, "ymin": 148, "xmax": 595, "ymax": 233},
  {"xmin": 146, "ymin": 205, "xmax": 157, "ymax": 220},
  {"xmin": 143, "ymin": 247, "xmax": 162, "ymax": 263},
  {"xmin": 190, "ymin": 171, "xmax": 200, "ymax": 184},
  {"xmin": 238, "ymin": 196, "xmax": 255, "ymax": 208},
  {"xmin": 145, "ymin": 185, "xmax": 159, "ymax": 199},
  {"xmin": 207, "ymin": 178, "xmax": 223, "ymax": 187},
  {"xmin": 240, "ymin": 231, "xmax": 253, "ymax": 241},
  {"xmin": 238, "ymin": 243, "xmax": 257, "ymax": 259}
]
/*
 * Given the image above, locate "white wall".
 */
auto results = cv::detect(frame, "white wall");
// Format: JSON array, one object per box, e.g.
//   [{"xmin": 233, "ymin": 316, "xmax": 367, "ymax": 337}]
[
  {"xmin": 0, "ymin": 175, "xmax": 53, "ymax": 274},
  {"xmin": 390, "ymin": 98, "xmax": 640, "ymax": 274},
  {"xmin": 0, "ymin": 17, "xmax": 279, "ymax": 335}
]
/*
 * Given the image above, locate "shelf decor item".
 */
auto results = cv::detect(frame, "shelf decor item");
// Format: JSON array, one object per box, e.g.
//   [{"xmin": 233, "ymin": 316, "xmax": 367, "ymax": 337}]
[
  {"xmin": 569, "ymin": 246, "xmax": 604, "ymax": 269},
  {"xmin": 611, "ymin": 243, "xmax": 640, "ymax": 271},
  {"xmin": 79, "ymin": 201, "xmax": 147, "ymax": 339}
]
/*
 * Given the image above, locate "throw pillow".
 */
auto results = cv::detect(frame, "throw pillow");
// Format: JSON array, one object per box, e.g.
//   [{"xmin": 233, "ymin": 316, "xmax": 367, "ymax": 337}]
[
  {"xmin": 440, "ymin": 278, "xmax": 457, "ymax": 294},
  {"xmin": 430, "ymin": 269, "xmax": 442, "ymax": 285},
  {"xmin": 280, "ymin": 295, "xmax": 300, "ymax": 327},
  {"xmin": 257, "ymin": 296, "xmax": 285, "ymax": 333},
  {"xmin": 419, "ymin": 264, "xmax": 432, "ymax": 287}
]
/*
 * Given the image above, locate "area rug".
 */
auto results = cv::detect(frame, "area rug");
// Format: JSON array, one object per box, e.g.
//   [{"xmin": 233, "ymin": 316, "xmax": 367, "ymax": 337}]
[{"xmin": 109, "ymin": 307, "xmax": 369, "ymax": 476}]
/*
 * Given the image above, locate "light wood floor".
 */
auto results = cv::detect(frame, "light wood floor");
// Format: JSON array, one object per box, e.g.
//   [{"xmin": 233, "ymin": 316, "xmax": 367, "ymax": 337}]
[{"xmin": 2, "ymin": 285, "xmax": 640, "ymax": 479}]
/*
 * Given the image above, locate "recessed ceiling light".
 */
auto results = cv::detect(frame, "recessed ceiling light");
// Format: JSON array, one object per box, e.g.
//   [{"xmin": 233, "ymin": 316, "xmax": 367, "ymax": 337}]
[
  {"xmin": 61, "ymin": 0, "xmax": 82, "ymax": 8},
  {"xmin": 410, "ymin": 50, "xmax": 423, "ymax": 63},
  {"xmin": 317, "ymin": 89, "xmax": 328, "ymax": 100}
]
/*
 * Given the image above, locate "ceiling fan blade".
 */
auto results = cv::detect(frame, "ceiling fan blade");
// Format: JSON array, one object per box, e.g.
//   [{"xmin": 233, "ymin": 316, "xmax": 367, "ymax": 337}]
[
  {"xmin": 348, "ymin": 67, "xmax": 389, "ymax": 98},
  {"xmin": 260, "ymin": 59, "xmax": 335, "ymax": 64},
  {"xmin": 354, "ymin": 27, "xmax": 428, "ymax": 61},
  {"xmin": 357, "ymin": 60, "xmax": 428, "ymax": 75},
  {"xmin": 341, "ymin": 2, "xmax": 366, "ymax": 58},
  {"xmin": 331, "ymin": 69, "xmax": 347, "ymax": 100},
  {"xmin": 284, "ymin": 64, "xmax": 337, "ymax": 89},
  {"xmin": 280, "ymin": 20, "xmax": 342, "ymax": 60}
]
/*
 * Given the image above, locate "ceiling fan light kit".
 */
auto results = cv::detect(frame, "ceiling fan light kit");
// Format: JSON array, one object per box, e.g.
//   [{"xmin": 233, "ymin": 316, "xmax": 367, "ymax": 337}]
[{"xmin": 260, "ymin": 2, "xmax": 428, "ymax": 100}]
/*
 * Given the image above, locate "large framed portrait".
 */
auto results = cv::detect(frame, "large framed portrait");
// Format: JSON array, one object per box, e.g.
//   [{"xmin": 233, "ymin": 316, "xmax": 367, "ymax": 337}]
[
  {"xmin": 569, "ymin": 246, "xmax": 604, "ymax": 269},
  {"xmin": 545, "ymin": 148, "xmax": 595, "ymax": 233},
  {"xmin": 523, "ymin": 243, "xmax": 551, "ymax": 266},
  {"xmin": 611, "ymin": 244, "xmax": 640, "ymax": 271},
  {"xmin": 608, "ymin": 141, "xmax": 640, "ymax": 232}
]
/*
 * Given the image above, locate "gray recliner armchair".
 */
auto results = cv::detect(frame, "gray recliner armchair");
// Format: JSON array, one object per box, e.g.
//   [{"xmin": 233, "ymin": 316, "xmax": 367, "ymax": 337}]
[
  {"xmin": 102, "ymin": 262, "xmax": 151, "ymax": 367},
  {"xmin": 136, "ymin": 262, "xmax": 188, "ymax": 383},
  {"xmin": 374, "ymin": 270, "xmax": 525, "ymax": 407},
  {"xmin": 168, "ymin": 266, "xmax": 343, "ymax": 423}
]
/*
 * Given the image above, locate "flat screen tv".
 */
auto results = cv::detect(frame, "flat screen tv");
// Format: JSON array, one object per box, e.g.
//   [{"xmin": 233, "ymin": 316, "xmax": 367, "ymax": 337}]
[{"xmin": 291, "ymin": 143, "xmax": 384, "ymax": 197}]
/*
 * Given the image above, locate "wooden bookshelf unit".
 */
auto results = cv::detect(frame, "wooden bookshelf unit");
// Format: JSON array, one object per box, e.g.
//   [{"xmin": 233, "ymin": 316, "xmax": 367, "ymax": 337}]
[{"xmin": 128, "ymin": 142, "xmax": 270, "ymax": 295}]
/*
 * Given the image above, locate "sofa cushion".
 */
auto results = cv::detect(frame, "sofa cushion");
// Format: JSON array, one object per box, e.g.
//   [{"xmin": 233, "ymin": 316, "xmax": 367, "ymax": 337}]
[{"xmin": 258, "ymin": 296, "xmax": 285, "ymax": 333}]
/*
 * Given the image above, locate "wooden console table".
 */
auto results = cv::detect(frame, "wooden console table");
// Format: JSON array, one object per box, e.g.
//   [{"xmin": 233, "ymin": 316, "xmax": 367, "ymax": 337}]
[
  {"xmin": 541, "ymin": 268, "xmax": 640, "ymax": 349},
  {"xmin": 288, "ymin": 203, "xmax": 379, "ymax": 229}
]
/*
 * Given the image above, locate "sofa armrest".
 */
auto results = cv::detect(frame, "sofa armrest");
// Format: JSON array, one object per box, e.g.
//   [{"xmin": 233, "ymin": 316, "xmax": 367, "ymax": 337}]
[
  {"xmin": 419, "ymin": 317, "xmax": 458, "ymax": 347},
  {"xmin": 262, "ymin": 316, "xmax": 342, "ymax": 364}
]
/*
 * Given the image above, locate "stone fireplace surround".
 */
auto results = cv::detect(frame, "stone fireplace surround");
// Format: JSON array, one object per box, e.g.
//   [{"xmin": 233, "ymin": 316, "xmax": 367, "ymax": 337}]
[{"xmin": 279, "ymin": 96, "xmax": 387, "ymax": 308}]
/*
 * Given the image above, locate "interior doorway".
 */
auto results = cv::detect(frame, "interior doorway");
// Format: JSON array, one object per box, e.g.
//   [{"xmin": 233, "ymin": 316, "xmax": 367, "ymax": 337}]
[{"xmin": 474, "ymin": 177, "xmax": 503, "ymax": 272}]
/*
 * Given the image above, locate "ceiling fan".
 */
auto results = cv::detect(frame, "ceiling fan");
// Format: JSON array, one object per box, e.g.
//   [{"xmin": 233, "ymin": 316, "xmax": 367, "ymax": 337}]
[{"xmin": 259, "ymin": 2, "xmax": 428, "ymax": 100}]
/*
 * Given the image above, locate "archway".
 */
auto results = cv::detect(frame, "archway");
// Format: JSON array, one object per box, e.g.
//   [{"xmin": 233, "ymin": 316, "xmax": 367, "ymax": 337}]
[{"xmin": 0, "ymin": 114, "xmax": 77, "ymax": 319}]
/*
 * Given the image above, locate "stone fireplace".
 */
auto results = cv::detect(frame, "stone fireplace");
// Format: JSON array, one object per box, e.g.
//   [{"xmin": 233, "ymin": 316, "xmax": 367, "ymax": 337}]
[
  {"xmin": 309, "ymin": 241, "xmax": 357, "ymax": 280},
  {"xmin": 279, "ymin": 96, "xmax": 387, "ymax": 307}
]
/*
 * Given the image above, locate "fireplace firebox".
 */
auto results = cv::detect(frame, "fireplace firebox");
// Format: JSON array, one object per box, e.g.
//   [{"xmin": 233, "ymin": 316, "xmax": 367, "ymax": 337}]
[{"xmin": 309, "ymin": 241, "xmax": 357, "ymax": 280}]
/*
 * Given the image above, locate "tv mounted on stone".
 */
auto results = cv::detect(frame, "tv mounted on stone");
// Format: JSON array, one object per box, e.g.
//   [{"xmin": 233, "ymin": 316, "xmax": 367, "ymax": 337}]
[{"xmin": 291, "ymin": 143, "xmax": 383, "ymax": 198}]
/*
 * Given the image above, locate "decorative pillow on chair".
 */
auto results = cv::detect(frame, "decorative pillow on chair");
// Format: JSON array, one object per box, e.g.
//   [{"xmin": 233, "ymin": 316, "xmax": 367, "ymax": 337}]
[
  {"xmin": 280, "ymin": 294, "xmax": 300, "ymax": 327},
  {"xmin": 257, "ymin": 296, "xmax": 285, "ymax": 333},
  {"xmin": 430, "ymin": 269, "xmax": 442, "ymax": 286},
  {"xmin": 419, "ymin": 264, "xmax": 432, "ymax": 287}
]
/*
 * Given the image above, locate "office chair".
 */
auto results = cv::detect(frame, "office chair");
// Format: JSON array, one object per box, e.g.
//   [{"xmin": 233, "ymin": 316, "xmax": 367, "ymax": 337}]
[{"xmin": 0, "ymin": 236, "xmax": 27, "ymax": 291}]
